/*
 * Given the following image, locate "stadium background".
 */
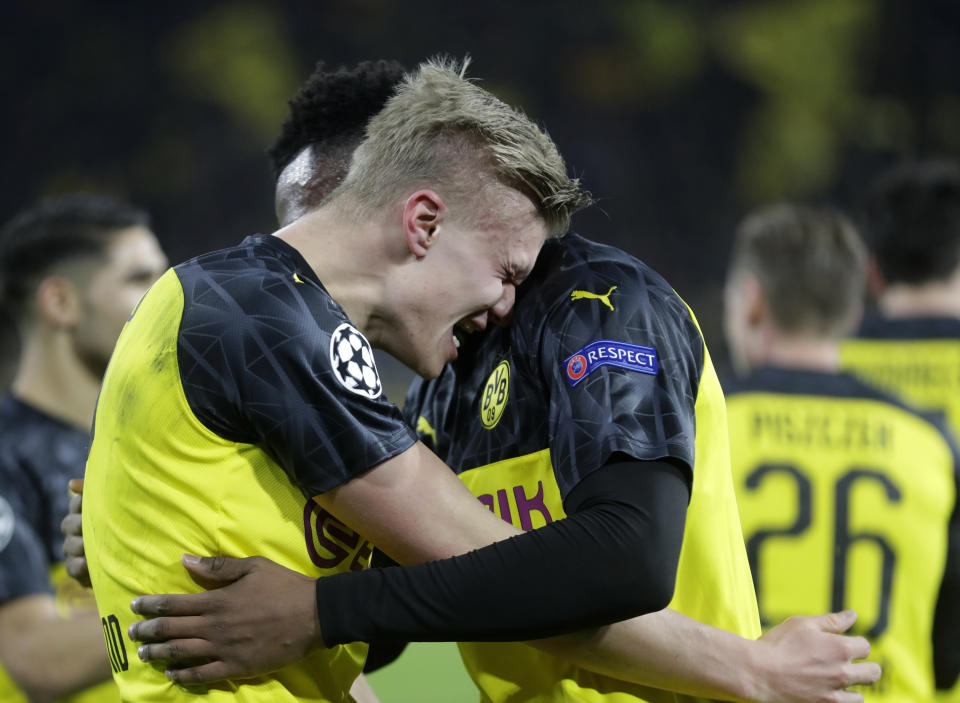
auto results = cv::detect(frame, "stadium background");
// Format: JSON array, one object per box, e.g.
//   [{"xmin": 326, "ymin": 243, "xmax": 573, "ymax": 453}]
[{"xmin": 1, "ymin": 1, "xmax": 957, "ymax": 700}]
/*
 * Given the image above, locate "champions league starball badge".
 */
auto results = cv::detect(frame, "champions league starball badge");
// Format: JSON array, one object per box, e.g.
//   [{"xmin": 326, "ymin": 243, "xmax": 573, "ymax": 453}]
[{"xmin": 330, "ymin": 323, "xmax": 382, "ymax": 399}]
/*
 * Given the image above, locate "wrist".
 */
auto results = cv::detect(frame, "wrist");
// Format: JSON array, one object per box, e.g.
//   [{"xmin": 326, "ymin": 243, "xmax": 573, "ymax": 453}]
[
  {"xmin": 311, "ymin": 577, "xmax": 327, "ymax": 649},
  {"xmin": 736, "ymin": 636, "xmax": 777, "ymax": 703}
]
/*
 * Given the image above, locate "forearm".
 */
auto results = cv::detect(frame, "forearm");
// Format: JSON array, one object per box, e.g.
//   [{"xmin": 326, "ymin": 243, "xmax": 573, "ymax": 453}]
[
  {"xmin": 319, "ymin": 501, "xmax": 677, "ymax": 644},
  {"xmin": 532, "ymin": 608, "xmax": 760, "ymax": 702},
  {"xmin": 318, "ymin": 460, "xmax": 688, "ymax": 645},
  {"xmin": 0, "ymin": 595, "xmax": 112, "ymax": 702},
  {"xmin": 536, "ymin": 608, "xmax": 883, "ymax": 703}
]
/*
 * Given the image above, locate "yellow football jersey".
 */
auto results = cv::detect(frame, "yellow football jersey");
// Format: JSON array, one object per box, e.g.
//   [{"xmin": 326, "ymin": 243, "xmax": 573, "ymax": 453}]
[
  {"xmin": 84, "ymin": 236, "xmax": 417, "ymax": 701},
  {"xmin": 405, "ymin": 234, "xmax": 760, "ymax": 702},
  {"xmin": 841, "ymin": 316, "xmax": 960, "ymax": 443},
  {"xmin": 727, "ymin": 367, "xmax": 960, "ymax": 702}
]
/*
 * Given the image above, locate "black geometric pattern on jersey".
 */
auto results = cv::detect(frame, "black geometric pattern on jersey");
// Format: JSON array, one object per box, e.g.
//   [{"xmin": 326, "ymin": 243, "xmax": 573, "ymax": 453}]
[
  {"xmin": 728, "ymin": 365, "xmax": 960, "ymax": 690},
  {"xmin": 0, "ymin": 395, "xmax": 89, "ymax": 603},
  {"xmin": 405, "ymin": 232, "xmax": 703, "ymax": 499},
  {"xmin": 0, "ymin": 497, "xmax": 49, "ymax": 603},
  {"xmin": 176, "ymin": 235, "xmax": 416, "ymax": 498},
  {"xmin": 855, "ymin": 314, "xmax": 960, "ymax": 340}
]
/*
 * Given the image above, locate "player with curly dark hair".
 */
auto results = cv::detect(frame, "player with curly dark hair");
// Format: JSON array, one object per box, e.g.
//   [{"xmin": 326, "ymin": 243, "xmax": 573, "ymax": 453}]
[{"xmin": 268, "ymin": 60, "xmax": 406, "ymax": 226}]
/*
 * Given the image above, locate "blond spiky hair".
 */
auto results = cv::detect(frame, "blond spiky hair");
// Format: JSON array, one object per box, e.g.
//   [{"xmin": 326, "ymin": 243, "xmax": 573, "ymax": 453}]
[{"xmin": 330, "ymin": 56, "xmax": 590, "ymax": 235}]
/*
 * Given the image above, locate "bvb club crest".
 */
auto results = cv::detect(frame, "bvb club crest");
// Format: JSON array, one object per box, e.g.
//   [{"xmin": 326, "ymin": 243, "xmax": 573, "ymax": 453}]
[{"xmin": 481, "ymin": 360, "xmax": 510, "ymax": 429}]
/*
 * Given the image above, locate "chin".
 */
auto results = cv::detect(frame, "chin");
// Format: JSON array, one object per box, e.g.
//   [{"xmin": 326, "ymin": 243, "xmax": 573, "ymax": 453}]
[
  {"xmin": 393, "ymin": 348, "xmax": 443, "ymax": 380},
  {"xmin": 416, "ymin": 361, "xmax": 445, "ymax": 380}
]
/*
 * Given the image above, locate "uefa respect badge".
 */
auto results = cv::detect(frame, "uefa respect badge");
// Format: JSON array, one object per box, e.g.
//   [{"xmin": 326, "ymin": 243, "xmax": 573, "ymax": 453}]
[{"xmin": 563, "ymin": 340, "xmax": 658, "ymax": 387}]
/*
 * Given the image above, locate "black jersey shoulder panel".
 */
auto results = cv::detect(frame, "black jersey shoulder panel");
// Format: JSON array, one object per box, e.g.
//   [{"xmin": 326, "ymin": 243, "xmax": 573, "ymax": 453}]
[
  {"xmin": 175, "ymin": 235, "xmax": 416, "ymax": 498},
  {"xmin": 855, "ymin": 315, "xmax": 960, "ymax": 340},
  {"xmin": 406, "ymin": 234, "xmax": 705, "ymax": 497}
]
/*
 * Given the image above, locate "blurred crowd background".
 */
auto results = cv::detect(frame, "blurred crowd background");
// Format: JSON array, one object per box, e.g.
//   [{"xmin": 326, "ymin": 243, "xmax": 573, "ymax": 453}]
[{"xmin": 2, "ymin": 0, "xmax": 959, "ymax": 394}]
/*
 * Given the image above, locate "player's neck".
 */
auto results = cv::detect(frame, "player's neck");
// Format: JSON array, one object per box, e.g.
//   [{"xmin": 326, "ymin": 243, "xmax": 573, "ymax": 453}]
[
  {"xmin": 760, "ymin": 336, "xmax": 840, "ymax": 373},
  {"xmin": 272, "ymin": 206, "xmax": 394, "ymax": 337},
  {"xmin": 879, "ymin": 272, "xmax": 960, "ymax": 319},
  {"xmin": 11, "ymin": 329, "xmax": 101, "ymax": 431}
]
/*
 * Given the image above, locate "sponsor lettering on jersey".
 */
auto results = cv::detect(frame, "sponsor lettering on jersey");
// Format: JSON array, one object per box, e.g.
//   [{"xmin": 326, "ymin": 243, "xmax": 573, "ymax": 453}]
[
  {"xmin": 563, "ymin": 340, "xmax": 658, "ymax": 387},
  {"xmin": 477, "ymin": 480, "xmax": 555, "ymax": 530},
  {"xmin": 329, "ymin": 322, "xmax": 382, "ymax": 399},
  {"xmin": 101, "ymin": 613, "xmax": 130, "ymax": 673},
  {"xmin": 570, "ymin": 285, "xmax": 617, "ymax": 311},
  {"xmin": 304, "ymin": 502, "xmax": 372, "ymax": 572},
  {"xmin": 481, "ymin": 360, "xmax": 510, "ymax": 429}
]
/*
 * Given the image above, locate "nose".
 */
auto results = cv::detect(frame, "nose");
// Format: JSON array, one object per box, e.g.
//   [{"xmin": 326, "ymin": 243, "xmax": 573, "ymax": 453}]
[
  {"xmin": 465, "ymin": 310, "xmax": 489, "ymax": 332},
  {"xmin": 490, "ymin": 283, "xmax": 516, "ymax": 325}
]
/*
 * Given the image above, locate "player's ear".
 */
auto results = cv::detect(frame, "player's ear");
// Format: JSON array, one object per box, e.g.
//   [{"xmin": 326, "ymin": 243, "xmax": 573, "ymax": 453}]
[
  {"xmin": 865, "ymin": 255, "xmax": 885, "ymax": 301},
  {"xmin": 35, "ymin": 275, "xmax": 81, "ymax": 328},
  {"xmin": 402, "ymin": 190, "xmax": 445, "ymax": 259},
  {"xmin": 743, "ymin": 274, "xmax": 766, "ymax": 328}
]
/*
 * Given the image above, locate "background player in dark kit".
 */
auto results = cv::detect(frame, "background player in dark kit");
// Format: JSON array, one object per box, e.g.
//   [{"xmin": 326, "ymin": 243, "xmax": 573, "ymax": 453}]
[
  {"xmin": 83, "ymin": 61, "xmax": 882, "ymax": 702},
  {"xmin": 724, "ymin": 203, "xmax": 960, "ymax": 701},
  {"xmin": 0, "ymin": 195, "xmax": 167, "ymax": 702}
]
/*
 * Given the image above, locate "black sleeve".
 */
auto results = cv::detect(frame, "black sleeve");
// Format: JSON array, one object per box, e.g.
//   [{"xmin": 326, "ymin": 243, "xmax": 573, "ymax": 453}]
[
  {"xmin": 517, "ymin": 263, "xmax": 703, "ymax": 498},
  {"xmin": 362, "ymin": 549, "xmax": 408, "ymax": 673},
  {"xmin": 175, "ymin": 262, "xmax": 416, "ymax": 497},
  {"xmin": 317, "ymin": 458, "xmax": 689, "ymax": 644},
  {"xmin": 933, "ymin": 466, "xmax": 960, "ymax": 690}
]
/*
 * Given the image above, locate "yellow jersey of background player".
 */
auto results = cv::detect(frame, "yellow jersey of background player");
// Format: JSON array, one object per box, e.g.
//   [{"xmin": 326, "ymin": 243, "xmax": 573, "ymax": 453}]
[
  {"xmin": 841, "ymin": 314, "xmax": 960, "ymax": 446},
  {"xmin": 83, "ymin": 235, "xmax": 417, "ymax": 701},
  {"xmin": 840, "ymin": 159, "xmax": 960, "ymax": 446},
  {"xmin": 404, "ymin": 232, "xmax": 760, "ymax": 703},
  {"xmin": 727, "ymin": 367, "xmax": 960, "ymax": 702},
  {"xmin": 723, "ymin": 202, "xmax": 960, "ymax": 703}
]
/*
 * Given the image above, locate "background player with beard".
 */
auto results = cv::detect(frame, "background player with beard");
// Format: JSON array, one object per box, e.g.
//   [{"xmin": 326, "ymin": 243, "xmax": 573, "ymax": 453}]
[
  {"xmin": 0, "ymin": 194, "xmax": 167, "ymax": 703},
  {"xmin": 67, "ymin": 61, "xmax": 882, "ymax": 702},
  {"xmin": 724, "ymin": 204, "xmax": 960, "ymax": 702}
]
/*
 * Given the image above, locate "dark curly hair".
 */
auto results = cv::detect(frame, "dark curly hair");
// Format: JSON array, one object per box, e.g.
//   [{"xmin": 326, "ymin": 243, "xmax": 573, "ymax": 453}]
[
  {"xmin": 268, "ymin": 60, "xmax": 406, "ymax": 178},
  {"xmin": 860, "ymin": 159, "xmax": 960, "ymax": 285}
]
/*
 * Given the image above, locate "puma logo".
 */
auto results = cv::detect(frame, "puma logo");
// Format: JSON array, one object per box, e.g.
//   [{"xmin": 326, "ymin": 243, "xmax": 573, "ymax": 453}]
[
  {"xmin": 570, "ymin": 285, "xmax": 617, "ymax": 311},
  {"xmin": 416, "ymin": 416, "xmax": 438, "ymax": 446},
  {"xmin": 293, "ymin": 273, "xmax": 306, "ymax": 284}
]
